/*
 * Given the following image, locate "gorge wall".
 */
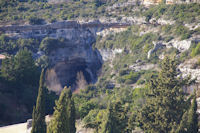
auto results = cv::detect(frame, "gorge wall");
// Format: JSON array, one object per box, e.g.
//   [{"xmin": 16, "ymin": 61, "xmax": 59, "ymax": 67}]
[
  {"xmin": 0, "ymin": 21, "xmax": 131, "ymax": 92},
  {"xmin": 1, "ymin": 19, "xmax": 200, "ymax": 92}
]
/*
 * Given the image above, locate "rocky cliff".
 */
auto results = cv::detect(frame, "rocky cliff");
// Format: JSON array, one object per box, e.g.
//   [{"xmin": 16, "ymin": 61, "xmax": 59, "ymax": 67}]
[
  {"xmin": 1, "ymin": 18, "xmax": 199, "ymax": 91},
  {"xmin": 44, "ymin": 27, "xmax": 102, "ymax": 92},
  {"xmin": 0, "ymin": 21, "xmax": 130, "ymax": 38},
  {"xmin": 0, "ymin": 20, "xmax": 132, "ymax": 92}
]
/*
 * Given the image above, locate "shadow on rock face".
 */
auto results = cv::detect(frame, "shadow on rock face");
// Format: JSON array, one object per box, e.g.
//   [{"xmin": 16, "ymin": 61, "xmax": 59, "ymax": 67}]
[{"xmin": 45, "ymin": 56, "xmax": 102, "ymax": 93}]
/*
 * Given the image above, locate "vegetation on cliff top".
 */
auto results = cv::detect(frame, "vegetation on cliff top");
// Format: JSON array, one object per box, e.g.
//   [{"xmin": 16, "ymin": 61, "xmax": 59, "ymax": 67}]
[{"xmin": 0, "ymin": 0, "xmax": 200, "ymax": 25}]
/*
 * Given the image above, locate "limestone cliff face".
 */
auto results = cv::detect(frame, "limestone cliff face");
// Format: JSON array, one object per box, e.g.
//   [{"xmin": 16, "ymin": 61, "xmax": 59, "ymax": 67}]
[
  {"xmin": 44, "ymin": 28, "xmax": 102, "ymax": 92},
  {"xmin": 0, "ymin": 20, "xmax": 130, "ymax": 38},
  {"xmin": 0, "ymin": 21, "xmax": 108, "ymax": 92}
]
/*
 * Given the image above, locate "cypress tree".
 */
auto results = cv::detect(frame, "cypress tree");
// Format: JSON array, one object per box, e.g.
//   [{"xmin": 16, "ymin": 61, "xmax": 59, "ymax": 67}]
[
  {"xmin": 187, "ymin": 90, "xmax": 198, "ymax": 133},
  {"xmin": 67, "ymin": 89, "xmax": 76, "ymax": 133},
  {"xmin": 174, "ymin": 111, "xmax": 188, "ymax": 133},
  {"xmin": 112, "ymin": 101, "xmax": 128, "ymax": 132},
  {"xmin": 100, "ymin": 101, "xmax": 128, "ymax": 133},
  {"xmin": 100, "ymin": 104, "xmax": 114, "ymax": 133},
  {"xmin": 47, "ymin": 87, "xmax": 76, "ymax": 133},
  {"xmin": 137, "ymin": 57, "xmax": 189, "ymax": 133},
  {"xmin": 173, "ymin": 91, "xmax": 198, "ymax": 133},
  {"xmin": 31, "ymin": 69, "xmax": 46, "ymax": 133}
]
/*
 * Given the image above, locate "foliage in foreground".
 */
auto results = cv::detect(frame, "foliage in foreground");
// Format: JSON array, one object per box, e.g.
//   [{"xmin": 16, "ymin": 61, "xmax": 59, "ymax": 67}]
[
  {"xmin": 100, "ymin": 101, "xmax": 129, "ymax": 133},
  {"xmin": 31, "ymin": 69, "xmax": 47, "ymax": 133},
  {"xmin": 0, "ymin": 48, "xmax": 40, "ymax": 125},
  {"xmin": 47, "ymin": 87, "xmax": 76, "ymax": 133},
  {"xmin": 175, "ymin": 90, "xmax": 198, "ymax": 133},
  {"xmin": 136, "ymin": 57, "xmax": 191, "ymax": 133}
]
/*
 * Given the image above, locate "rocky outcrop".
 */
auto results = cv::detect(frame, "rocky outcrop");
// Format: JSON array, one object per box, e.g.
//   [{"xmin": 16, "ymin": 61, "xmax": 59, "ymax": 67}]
[
  {"xmin": 129, "ymin": 62, "xmax": 158, "ymax": 71},
  {"xmin": 1, "ymin": 19, "xmax": 197, "ymax": 92},
  {"xmin": 0, "ymin": 20, "xmax": 134, "ymax": 92},
  {"xmin": 179, "ymin": 57, "xmax": 200, "ymax": 82},
  {"xmin": 148, "ymin": 39, "xmax": 192, "ymax": 59},
  {"xmin": 143, "ymin": 0, "xmax": 162, "ymax": 6},
  {"xmin": 0, "ymin": 21, "xmax": 108, "ymax": 92},
  {"xmin": 46, "ymin": 47, "xmax": 102, "ymax": 92},
  {"xmin": 99, "ymin": 48, "xmax": 123, "ymax": 61},
  {"xmin": 40, "ymin": 26, "xmax": 103, "ymax": 92},
  {"xmin": 106, "ymin": 0, "xmax": 139, "ymax": 11},
  {"xmin": 0, "ymin": 20, "xmax": 131, "ymax": 39},
  {"xmin": 143, "ymin": 0, "xmax": 200, "ymax": 6},
  {"xmin": 147, "ymin": 41, "xmax": 164, "ymax": 59},
  {"xmin": 149, "ymin": 18, "xmax": 175, "ymax": 25},
  {"xmin": 169, "ymin": 39, "xmax": 192, "ymax": 52},
  {"xmin": 97, "ymin": 17, "xmax": 146, "ymax": 25},
  {"xmin": 97, "ymin": 27, "xmax": 128, "ymax": 37}
]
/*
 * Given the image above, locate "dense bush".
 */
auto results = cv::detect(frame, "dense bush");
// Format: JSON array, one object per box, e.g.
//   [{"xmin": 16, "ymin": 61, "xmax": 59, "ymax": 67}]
[
  {"xmin": 0, "ymin": 34, "xmax": 40, "ymax": 53},
  {"xmin": 118, "ymin": 71, "xmax": 141, "ymax": 84},
  {"xmin": 0, "ymin": 0, "xmax": 17, "ymax": 8},
  {"xmin": 0, "ymin": 48, "xmax": 41, "ymax": 125},
  {"xmin": 161, "ymin": 24, "xmax": 192, "ymax": 40},
  {"xmin": 119, "ymin": 69, "xmax": 129, "ymax": 76},
  {"xmin": 79, "ymin": 101, "xmax": 98, "ymax": 119},
  {"xmin": 0, "ymin": 35, "xmax": 17, "ymax": 53},
  {"xmin": 0, "ymin": 0, "xmax": 109, "ymax": 24},
  {"xmin": 1, "ymin": 48, "xmax": 39, "ymax": 84},
  {"xmin": 143, "ymin": 4, "xmax": 200, "ymax": 23},
  {"xmin": 174, "ymin": 25, "xmax": 191, "ymax": 40},
  {"xmin": 39, "ymin": 37, "xmax": 65, "ymax": 54},
  {"xmin": 28, "ymin": 16, "xmax": 44, "ymax": 25},
  {"xmin": 82, "ymin": 109, "xmax": 101, "ymax": 129},
  {"xmin": 191, "ymin": 42, "xmax": 200, "ymax": 57}
]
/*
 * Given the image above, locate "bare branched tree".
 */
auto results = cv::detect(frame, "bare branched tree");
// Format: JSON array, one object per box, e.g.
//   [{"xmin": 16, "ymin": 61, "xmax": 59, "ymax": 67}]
[{"xmin": 75, "ymin": 71, "xmax": 88, "ymax": 92}]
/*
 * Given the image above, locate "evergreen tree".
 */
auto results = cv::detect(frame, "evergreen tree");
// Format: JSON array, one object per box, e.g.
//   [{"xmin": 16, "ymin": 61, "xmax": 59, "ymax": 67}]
[
  {"xmin": 47, "ymin": 87, "xmax": 76, "ymax": 133},
  {"xmin": 112, "ymin": 101, "xmax": 128, "ymax": 132},
  {"xmin": 100, "ymin": 104, "xmax": 114, "ymax": 133},
  {"xmin": 1, "ymin": 57, "xmax": 16, "ymax": 81},
  {"xmin": 14, "ymin": 48, "xmax": 38, "ymax": 85},
  {"xmin": 174, "ymin": 111, "xmax": 188, "ymax": 133},
  {"xmin": 1, "ymin": 48, "xmax": 38, "ymax": 85},
  {"xmin": 137, "ymin": 57, "xmax": 189, "ymax": 133},
  {"xmin": 67, "ymin": 90, "xmax": 76, "ymax": 133},
  {"xmin": 187, "ymin": 90, "xmax": 198, "ymax": 133},
  {"xmin": 100, "ymin": 101, "xmax": 128, "ymax": 133},
  {"xmin": 31, "ymin": 69, "xmax": 46, "ymax": 133},
  {"xmin": 173, "ymin": 91, "xmax": 198, "ymax": 133}
]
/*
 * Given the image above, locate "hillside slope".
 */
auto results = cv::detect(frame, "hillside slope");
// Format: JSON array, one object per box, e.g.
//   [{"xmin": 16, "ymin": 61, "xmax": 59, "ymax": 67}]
[{"xmin": 0, "ymin": 0, "xmax": 200, "ymax": 131}]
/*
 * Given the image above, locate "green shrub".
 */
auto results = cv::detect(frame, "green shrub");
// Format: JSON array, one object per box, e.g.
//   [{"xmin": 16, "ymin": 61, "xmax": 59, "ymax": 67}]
[
  {"xmin": 118, "ymin": 71, "xmax": 141, "ymax": 84},
  {"xmin": 119, "ymin": 69, "xmax": 129, "ymax": 76},
  {"xmin": 181, "ymin": 33, "xmax": 191, "ymax": 40},
  {"xmin": 136, "ymin": 79, "xmax": 145, "ymax": 85},
  {"xmin": 0, "ymin": 34, "xmax": 39, "ymax": 53},
  {"xmin": 143, "ymin": 4, "xmax": 200, "ymax": 24},
  {"xmin": 49, "ymin": 18, "xmax": 57, "ymax": 23},
  {"xmin": 194, "ymin": 27, "xmax": 200, "ymax": 34},
  {"xmin": 28, "ymin": 16, "xmax": 44, "ymax": 25},
  {"xmin": 164, "ymin": 36, "xmax": 173, "ymax": 42},
  {"xmin": 161, "ymin": 25, "xmax": 173, "ymax": 33},
  {"xmin": 83, "ymin": 109, "xmax": 100, "ymax": 128},
  {"xmin": 143, "ymin": 43, "xmax": 153, "ymax": 53},
  {"xmin": 39, "ymin": 37, "xmax": 65, "ymax": 54},
  {"xmin": 196, "ymin": 58, "xmax": 200, "ymax": 67},
  {"xmin": 79, "ymin": 101, "xmax": 98, "ymax": 119},
  {"xmin": 132, "ymin": 87, "xmax": 149, "ymax": 106},
  {"xmin": 191, "ymin": 43, "xmax": 200, "ymax": 57},
  {"xmin": 175, "ymin": 25, "xmax": 191, "ymax": 39}
]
